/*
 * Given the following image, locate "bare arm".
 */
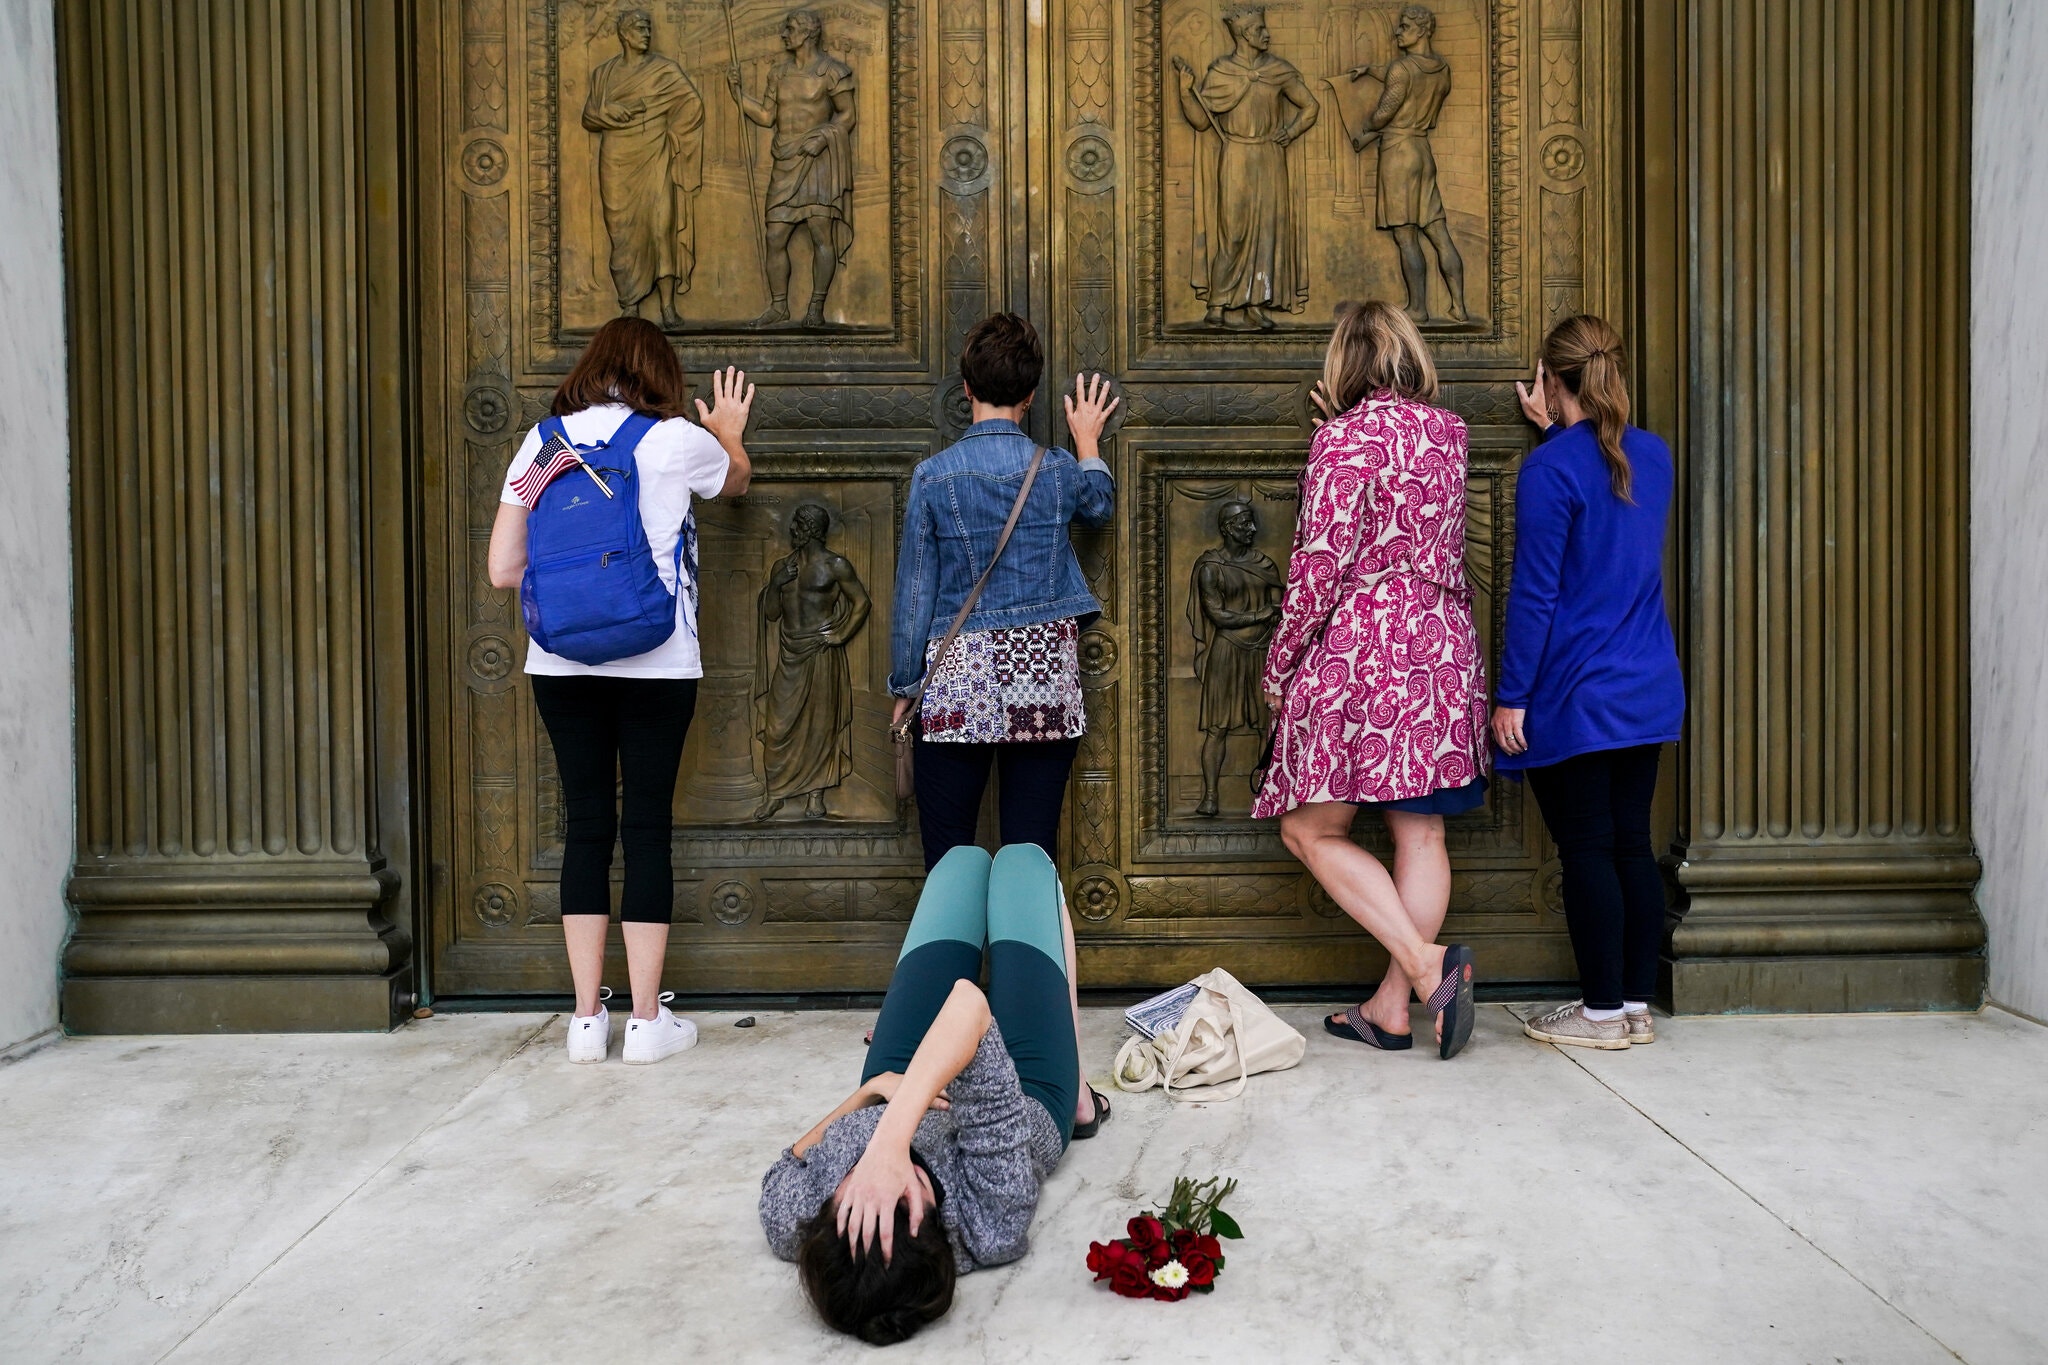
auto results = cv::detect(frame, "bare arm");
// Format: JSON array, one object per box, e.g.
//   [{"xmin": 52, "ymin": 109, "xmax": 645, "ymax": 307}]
[
  {"xmin": 1171, "ymin": 58, "xmax": 1213, "ymax": 131},
  {"xmin": 759, "ymin": 557, "xmax": 793, "ymax": 622},
  {"xmin": 829, "ymin": 558, "xmax": 872, "ymax": 644},
  {"xmin": 695, "ymin": 365, "xmax": 755, "ymax": 497},
  {"xmin": 487, "ymin": 502, "xmax": 528, "ymax": 590},
  {"xmin": 726, "ymin": 68, "xmax": 774, "ymax": 127},
  {"xmin": 837, "ymin": 980, "xmax": 992, "ymax": 1260}
]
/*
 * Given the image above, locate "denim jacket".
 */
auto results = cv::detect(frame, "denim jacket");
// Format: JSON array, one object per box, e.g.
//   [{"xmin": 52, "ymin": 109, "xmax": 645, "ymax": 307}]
[{"xmin": 888, "ymin": 419, "xmax": 1115, "ymax": 696}]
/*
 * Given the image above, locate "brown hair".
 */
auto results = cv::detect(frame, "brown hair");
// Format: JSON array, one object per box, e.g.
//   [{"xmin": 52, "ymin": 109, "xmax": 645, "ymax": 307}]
[
  {"xmin": 1540, "ymin": 314, "xmax": 1633, "ymax": 502},
  {"xmin": 551, "ymin": 317, "xmax": 692, "ymax": 420},
  {"xmin": 1321, "ymin": 299, "xmax": 1440, "ymax": 413},
  {"xmin": 796, "ymin": 1196, "xmax": 956, "ymax": 1346},
  {"xmin": 959, "ymin": 312, "xmax": 1045, "ymax": 408}
]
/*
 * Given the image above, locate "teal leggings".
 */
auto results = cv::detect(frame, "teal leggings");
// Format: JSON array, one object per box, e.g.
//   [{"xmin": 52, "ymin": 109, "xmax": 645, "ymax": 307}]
[{"xmin": 860, "ymin": 844, "xmax": 1080, "ymax": 1147}]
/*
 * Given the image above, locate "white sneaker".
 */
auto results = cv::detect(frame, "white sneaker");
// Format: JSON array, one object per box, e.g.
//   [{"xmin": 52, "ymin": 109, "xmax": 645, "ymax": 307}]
[
  {"xmin": 567, "ymin": 988, "xmax": 612, "ymax": 1064},
  {"xmin": 622, "ymin": 993, "xmax": 698, "ymax": 1065}
]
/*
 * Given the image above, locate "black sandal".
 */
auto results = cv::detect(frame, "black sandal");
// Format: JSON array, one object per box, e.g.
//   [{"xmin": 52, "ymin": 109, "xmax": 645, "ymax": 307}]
[
  {"xmin": 1324, "ymin": 1004, "xmax": 1414, "ymax": 1051},
  {"xmin": 1070, "ymin": 1087, "xmax": 1112, "ymax": 1140},
  {"xmin": 1426, "ymin": 945, "xmax": 1476, "ymax": 1060}
]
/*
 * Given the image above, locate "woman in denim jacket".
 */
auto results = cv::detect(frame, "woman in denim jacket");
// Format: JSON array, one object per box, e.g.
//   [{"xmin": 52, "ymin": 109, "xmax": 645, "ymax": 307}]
[{"xmin": 889, "ymin": 313, "xmax": 1119, "ymax": 872}]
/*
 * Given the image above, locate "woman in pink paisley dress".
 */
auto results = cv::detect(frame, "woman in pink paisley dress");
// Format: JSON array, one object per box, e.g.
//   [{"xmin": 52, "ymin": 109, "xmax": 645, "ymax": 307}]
[{"xmin": 1255, "ymin": 301, "xmax": 1489, "ymax": 1059}]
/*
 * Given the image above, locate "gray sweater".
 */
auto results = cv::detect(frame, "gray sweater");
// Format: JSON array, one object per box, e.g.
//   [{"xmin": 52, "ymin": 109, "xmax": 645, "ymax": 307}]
[{"xmin": 759, "ymin": 1023, "xmax": 1064, "ymax": 1274}]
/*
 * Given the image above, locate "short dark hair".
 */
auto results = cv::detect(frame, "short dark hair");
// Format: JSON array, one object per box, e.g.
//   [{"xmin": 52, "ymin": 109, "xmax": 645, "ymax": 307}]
[
  {"xmin": 796, "ymin": 1196, "xmax": 956, "ymax": 1345},
  {"xmin": 959, "ymin": 313, "xmax": 1043, "ymax": 408},
  {"xmin": 552, "ymin": 316, "xmax": 692, "ymax": 420}
]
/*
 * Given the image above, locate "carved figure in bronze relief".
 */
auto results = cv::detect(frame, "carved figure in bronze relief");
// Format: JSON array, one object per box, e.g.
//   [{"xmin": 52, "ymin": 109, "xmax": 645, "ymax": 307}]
[
  {"xmin": 1346, "ymin": 5, "xmax": 1468, "ymax": 323},
  {"xmin": 581, "ymin": 10, "xmax": 704, "ymax": 326},
  {"xmin": 726, "ymin": 10, "xmax": 857, "ymax": 328},
  {"xmin": 753, "ymin": 504, "xmax": 871, "ymax": 820},
  {"xmin": 1172, "ymin": 5, "xmax": 1320, "ymax": 331},
  {"xmin": 1189, "ymin": 501, "xmax": 1283, "ymax": 816}
]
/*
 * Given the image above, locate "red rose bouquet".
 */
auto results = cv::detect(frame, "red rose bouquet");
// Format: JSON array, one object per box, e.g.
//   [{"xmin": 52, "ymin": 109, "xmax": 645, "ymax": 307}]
[{"xmin": 1085, "ymin": 1176, "xmax": 1242, "ymax": 1301}]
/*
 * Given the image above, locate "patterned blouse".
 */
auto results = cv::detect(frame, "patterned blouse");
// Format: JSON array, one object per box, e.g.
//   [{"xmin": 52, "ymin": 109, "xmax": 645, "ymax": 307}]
[{"xmin": 920, "ymin": 617, "xmax": 1086, "ymax": 743}]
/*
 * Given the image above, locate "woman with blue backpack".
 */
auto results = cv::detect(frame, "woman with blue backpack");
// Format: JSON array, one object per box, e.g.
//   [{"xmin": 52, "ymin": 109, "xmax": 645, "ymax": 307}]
[{"xmin": 487, "ymin": 316, "xmax": 754, "ymax": 1066}]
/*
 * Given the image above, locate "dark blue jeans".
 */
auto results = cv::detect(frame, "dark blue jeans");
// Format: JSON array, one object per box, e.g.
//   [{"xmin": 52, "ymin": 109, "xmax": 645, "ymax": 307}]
[
  {"xmin": 912, "ymin": 734, "xmax": 1080, "ymax": 872},
  {"xmin": 1525, "ymin": 744, "xmax": 1665, "ymax": 1010}
]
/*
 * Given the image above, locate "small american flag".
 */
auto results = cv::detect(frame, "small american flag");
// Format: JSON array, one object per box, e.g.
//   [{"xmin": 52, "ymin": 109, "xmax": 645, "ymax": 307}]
[{"xmin": 509, "ymin": 428, "xmax": 585, "ymax": 508}]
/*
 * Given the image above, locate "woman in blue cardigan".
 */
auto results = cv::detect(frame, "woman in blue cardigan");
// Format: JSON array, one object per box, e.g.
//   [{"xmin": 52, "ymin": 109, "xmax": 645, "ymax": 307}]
[{"xmin": 1492, "ymin": 315, "xmax": 1685, "ymax": 1050}]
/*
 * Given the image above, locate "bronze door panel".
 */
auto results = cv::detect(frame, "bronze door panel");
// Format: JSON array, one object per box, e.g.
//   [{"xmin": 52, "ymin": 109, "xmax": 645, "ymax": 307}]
[
  {"xmin": 1035, "ymin": 0, "xmax": 1612, "ymax": 987},
  {"xmin": 420, "ymin": 0, "xmax": 1613, "ymax": 996}
]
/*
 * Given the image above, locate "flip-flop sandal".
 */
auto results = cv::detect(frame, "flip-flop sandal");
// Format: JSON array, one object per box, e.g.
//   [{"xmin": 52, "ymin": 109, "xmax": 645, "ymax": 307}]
[
  {"xmin": 1070, "ymin": 1087, "xmax": 1112, "ymax": 1140},
  {"xmin": 1323, "ymin": 1004, "xmax": 1414, "ymax": 1051},
  {"xmin": 1426, "ymin": 944, "xmax": 1476, "ymax": 1060}
]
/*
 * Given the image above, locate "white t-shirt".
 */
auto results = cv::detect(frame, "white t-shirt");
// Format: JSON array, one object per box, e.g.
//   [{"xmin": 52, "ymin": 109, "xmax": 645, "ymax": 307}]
[{"xmin": 500, "ymin": 403, "xmax": 731, "ymax": 678}]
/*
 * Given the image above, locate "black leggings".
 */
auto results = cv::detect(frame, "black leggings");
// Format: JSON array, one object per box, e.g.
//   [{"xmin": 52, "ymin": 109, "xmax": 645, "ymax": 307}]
[
  {"xmin": 912, "ymin": 734, "xmax": 1081, "ymax": 872},
  {"xmin": 530, "ymin": 675, "xmax": 697, "ymax": 924},
  {"xmin": 1525, "ymin": 744, "xmax": 1665, "ymax": 1010}
]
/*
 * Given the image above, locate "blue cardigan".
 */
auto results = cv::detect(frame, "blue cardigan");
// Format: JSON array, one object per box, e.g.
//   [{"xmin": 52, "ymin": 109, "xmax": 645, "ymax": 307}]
[{"xmin": 1495, "ymin": 421, "xmax": 1685, "ymax": 771}]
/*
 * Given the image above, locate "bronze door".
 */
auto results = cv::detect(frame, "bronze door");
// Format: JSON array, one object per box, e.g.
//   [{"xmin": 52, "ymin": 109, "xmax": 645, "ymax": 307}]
[{"xmin": 419, "ymin": 0, "xmax": 1615, "ymax": 996}]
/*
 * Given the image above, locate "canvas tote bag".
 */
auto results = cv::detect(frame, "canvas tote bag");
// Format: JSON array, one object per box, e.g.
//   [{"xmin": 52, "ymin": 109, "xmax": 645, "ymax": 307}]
[{"xmin": 1111, "ymin": 968, "xmax": 1306, "ymax": 1102}]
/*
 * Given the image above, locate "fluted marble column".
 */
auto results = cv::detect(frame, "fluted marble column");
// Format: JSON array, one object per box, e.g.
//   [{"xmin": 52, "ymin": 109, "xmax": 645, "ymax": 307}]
[
  {"xmin": 59, "ymin": 0, "xmax": 410, "ymax": 1031},
  {"xmin": 1658, "ymin": 0, "xmax": 1983, "ymax": 1011}
]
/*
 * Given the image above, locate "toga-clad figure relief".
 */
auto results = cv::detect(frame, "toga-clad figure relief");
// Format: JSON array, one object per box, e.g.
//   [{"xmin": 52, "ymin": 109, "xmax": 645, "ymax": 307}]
[
  {"xmin": 582, "ymin": 10, "xmax": 704, "ymax": 327},
  {"xmin": 727, "ymin": 10, "xmax": 857, "ymax": 328},
  {"xmin": 1189, "ymin": 501, "xmax": 1283, "ymax": 816},
  {"xmin": 753, "ymin": 504, "xmax": 871, "ymax": 821},
  {"xmin": 1173, "ymin": 5, "xmax": 1321, "ymax": 331},
  {"xmin": 1346, "ymin": 4, "xmax": 1468, "ymax": 324}
]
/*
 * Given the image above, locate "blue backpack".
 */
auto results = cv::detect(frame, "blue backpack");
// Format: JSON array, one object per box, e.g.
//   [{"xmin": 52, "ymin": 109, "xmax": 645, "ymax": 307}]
[{"xmin": 519, "ymin": 412, "xmax": 697, "ymax": 665}]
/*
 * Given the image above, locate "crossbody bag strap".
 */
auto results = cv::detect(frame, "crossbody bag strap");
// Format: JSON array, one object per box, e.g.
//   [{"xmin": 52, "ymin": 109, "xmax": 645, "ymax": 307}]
[{"xmin": 894, "ymin": 445, "xmax": 1047, "ymax": 734}]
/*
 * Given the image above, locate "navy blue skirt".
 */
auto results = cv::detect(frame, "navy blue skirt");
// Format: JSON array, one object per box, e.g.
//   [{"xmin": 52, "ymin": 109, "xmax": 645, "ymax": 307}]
[{"xmin": 1350, "ymin": 776, "xmax": 1488, "ymax": 816}]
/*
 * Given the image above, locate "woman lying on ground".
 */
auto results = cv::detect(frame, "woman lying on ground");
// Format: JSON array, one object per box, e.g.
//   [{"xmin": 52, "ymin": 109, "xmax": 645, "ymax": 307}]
[
  {"xmin": 1255, "ymin": 300, "xmax": 1489, "ymax": 1059},
  {"xmin": 760, "ymin": 844, "xmax": 1111, "ymax": 1345}
]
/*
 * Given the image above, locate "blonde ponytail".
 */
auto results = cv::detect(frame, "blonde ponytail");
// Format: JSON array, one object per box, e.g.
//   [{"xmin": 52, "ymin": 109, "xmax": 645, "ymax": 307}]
[{"xmin": 1540, "ymin": 315, "xmax": 1634, "ymax": 503}]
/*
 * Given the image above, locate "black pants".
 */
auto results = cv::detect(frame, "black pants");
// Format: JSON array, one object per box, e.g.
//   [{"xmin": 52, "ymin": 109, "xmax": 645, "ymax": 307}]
[
  {"xmin": 530, "ymin": 675, "xmax": 697, "ymax": 924},
  {"xmin": 1525, "ymin": 744, "xmax": 1665, "ymax": 1010},
  {"xmin": 912, "ymin": 733, "xmax": 1080, "ymax": 872}
]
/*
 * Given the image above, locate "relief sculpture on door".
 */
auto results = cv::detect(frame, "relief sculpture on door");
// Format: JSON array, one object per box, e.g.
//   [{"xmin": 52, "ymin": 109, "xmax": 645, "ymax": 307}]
[{"xmin": 425, "ymin": 0, "xmax": 1609, "ymax": 994}]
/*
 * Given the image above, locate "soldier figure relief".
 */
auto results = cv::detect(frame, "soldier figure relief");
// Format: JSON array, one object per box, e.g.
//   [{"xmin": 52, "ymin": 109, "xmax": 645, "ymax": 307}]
[
  {"xmin": 727, "ymin": 9, "xmax": 858, "ymax": 327},
  {"xmin": 1346, "ymin": 4, "xmax": 1469, "ymax": 324}
]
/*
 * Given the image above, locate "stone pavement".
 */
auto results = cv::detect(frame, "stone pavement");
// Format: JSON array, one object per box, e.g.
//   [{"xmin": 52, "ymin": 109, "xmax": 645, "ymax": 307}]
[{"xmin": 3, "ymin": 1004, "xmax": 2043, "ymax": 1364}]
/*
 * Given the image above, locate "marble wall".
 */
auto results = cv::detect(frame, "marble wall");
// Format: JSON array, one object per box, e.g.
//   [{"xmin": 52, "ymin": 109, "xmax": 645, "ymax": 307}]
[
  {"xmin": 0, "ymin": 0, "xmax": 71, "ymax": 1054},
  {"xmin": 1973, "ymin": 2, "xmax": 2048, "ymax": 1022}
]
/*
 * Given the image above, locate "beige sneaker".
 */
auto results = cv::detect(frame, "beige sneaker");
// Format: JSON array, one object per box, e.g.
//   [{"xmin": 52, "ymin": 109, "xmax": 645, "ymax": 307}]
[
  {"xmin": 1523, "ymin": 1002, "xmax": 1630, "ymax": 1050},
  {"xmin": 1624, "ymin": 1010, "xmax": 1656, "ymax": 1045}
]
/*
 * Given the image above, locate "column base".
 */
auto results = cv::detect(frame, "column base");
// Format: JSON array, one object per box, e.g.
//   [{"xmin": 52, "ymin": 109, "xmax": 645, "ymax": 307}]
[
  {"xmin": 1666, "ymin": 846, "xmax": 1987, "ymax": 1014},
  {"xmin": 62, "ymin": 859, "xmax": 410, "ymax": 1033},
  {"xmin": 63, "ymin": 969, "xmax": 412, "ymax": 1034},
  {"xmin": 1664, "ymin": 953, "xmax": 1985, "ymax": 1015}
]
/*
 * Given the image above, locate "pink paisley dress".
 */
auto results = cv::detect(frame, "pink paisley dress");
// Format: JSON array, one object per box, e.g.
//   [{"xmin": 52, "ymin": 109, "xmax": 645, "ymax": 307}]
[{"xmin": 1252, "ymin": 393, "xmax": 1490, "ymax": 818}]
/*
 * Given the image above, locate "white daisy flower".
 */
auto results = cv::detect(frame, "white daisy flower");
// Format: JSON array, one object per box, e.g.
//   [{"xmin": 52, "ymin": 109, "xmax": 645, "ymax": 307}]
[{"xmin": 1149, "ymin": 1260, "xmax": 1190, "ymax": 1289}]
